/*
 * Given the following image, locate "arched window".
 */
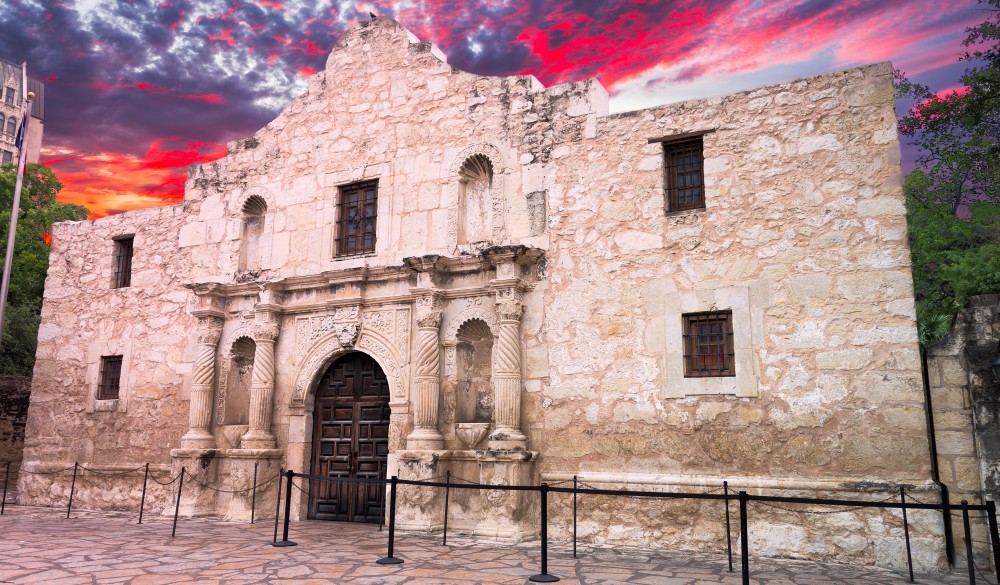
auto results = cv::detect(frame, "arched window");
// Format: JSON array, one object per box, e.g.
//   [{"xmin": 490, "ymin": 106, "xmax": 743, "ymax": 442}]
[
  {"xmin": 5, "ymin": 117, "xmax": 14, "ymax": 136},
  {"xmin": 239, "ymin": 195, "xmax": 267, "ymax": 272},
  {"xmin": 458, "ymin": 154, "xmax": 493, "ymax": 244}
]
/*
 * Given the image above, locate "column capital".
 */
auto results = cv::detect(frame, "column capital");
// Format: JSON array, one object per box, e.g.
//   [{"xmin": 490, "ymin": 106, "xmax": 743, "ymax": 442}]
[
  {"xmin": 494, "ymin": 287, "xmax": 525, "ymax": 322},
  {"xmin": 414, "ymin": 291, "xmax": 444, "ymax": 329},
  {"xmin": 253, "ymin": 311, "xmax": 280, "ymax": 342},
  {"xmin": 195, "ymin": 315, "xmax": 224, "ymax": 345}
]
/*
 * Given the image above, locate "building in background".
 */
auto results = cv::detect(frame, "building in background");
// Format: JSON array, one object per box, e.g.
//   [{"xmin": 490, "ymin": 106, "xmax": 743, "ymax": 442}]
[{"xmin": 0, "ymin": 57, "xmax": 44, "ymax": 165}]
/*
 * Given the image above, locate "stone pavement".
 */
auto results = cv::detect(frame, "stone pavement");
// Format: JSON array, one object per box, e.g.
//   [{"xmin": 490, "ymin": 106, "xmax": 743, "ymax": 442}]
[{"xmin": 0, "ymin": 506, "xmax": 986, "ymax": 584}]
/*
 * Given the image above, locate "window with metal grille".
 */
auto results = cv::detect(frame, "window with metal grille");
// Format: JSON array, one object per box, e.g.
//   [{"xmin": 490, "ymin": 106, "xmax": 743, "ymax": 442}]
[
  {"xmin": 682, "ymin": 311, "xmax": 735, "ymax": 377},
  {"xmin": 97, "ymin": 355, "xmax": 123, "ymax": 400},
  {"xmin": 335, "ymin": 180, "xmax": 378, "ymax": 257},
  {"xmin": 664, "ymin": 137, "xmax": 705, "ymax": 212},
  {"xmin": 113, "ymin": 236, "xmax": 133, "ymax": 289}
]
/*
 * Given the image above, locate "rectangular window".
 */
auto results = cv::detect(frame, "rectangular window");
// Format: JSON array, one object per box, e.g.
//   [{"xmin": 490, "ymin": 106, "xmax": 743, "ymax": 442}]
[
  {"xmin": 1, "ymin": 151, "xmax": 11, "ymax": 165},
  {"xmin": 335, "ymin": 180, "xmax": 378, "ymax": 257},
  {"xmin": 113, "ymin": 236, "xmax": 133, "ymax": 289},
  {"xmin": 97, "ymin": 355, "xmax": 123, "ymax": 400},
  {"xmin": 682, "ymin": 311, "xmax": 735, "ymax": 377},
  {"xmin": 663, "ymin": 136, "xmax": 705, "ymax": 212},
  {"xmin": 4, "ymin": 88, "xmax": 14, "ymax": 105}
]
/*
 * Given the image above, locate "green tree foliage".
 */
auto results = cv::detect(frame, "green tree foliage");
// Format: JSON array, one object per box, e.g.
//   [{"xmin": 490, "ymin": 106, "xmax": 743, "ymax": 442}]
[
  {"xmin": 0, "ymin": 162, "xmax": 88, "ymax": 375},
  {"xmin": 896, "ymin": 1, "xmax": 1000, "ymax": 346}
]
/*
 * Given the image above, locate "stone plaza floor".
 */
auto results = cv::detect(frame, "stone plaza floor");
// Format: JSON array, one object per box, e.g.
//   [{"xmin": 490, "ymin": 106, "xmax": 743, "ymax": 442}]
[{"xmin": 0, "ymin": 505, "xmax": 988, "ymax": 584}]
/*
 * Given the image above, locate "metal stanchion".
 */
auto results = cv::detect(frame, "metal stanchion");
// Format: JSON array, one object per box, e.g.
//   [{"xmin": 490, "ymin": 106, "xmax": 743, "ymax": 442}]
[
  {"xmin": 273, "ymin": 470, "xmax": 297, "ymax": 547},
  {"xmin": 138, "ymin": 463, "xmax": 149, "ymax": 524},
  {"xmin": 901, "ymin": 487, "xmax": 914, "ymax": 583},
  {"xmin": 171, "ymin": 467, "xmax": 185, "ymax": 538},
  {"xmin": 272, "ymin": 468, "xmax": 283, "ymax": 544},
  {"xmin": 943, "ymin": 482, "xmax": 956, "ymax": 566},
  {"xmin": 1, "ymin": 460, "xmax": 10, "ymax": 515},
  {"xmin": 573, "ymin": 475, "xmax": 578, "ymax": 559},
  {"xmin": 962, "ymin": 500, "xmax": 976, "ymax": 585},
  {"xmin": 250, "ymin": 461, "xmax": 259, "ymax": 524},
  {"xmin": 442, "ymin": 471, "xmax": 450, "ymax": 546},
  {"xmin": 377, "ymin": 476, "xmax": 403, "ymax": 564},
  {"xmin": 724, "ymin": 481, "xmax": 733, "ymax": 573},
  {"xmin": 739, "ymin": 491, "xmax": 749, "ymax": 585},
  {"xmin": 986, "ymin": 500, "xmax": 1000, "ymax": 582},
  {"xmin": 529, "ymin": 483, "xmax": 559, "ymax": 583},
  {"xmin": 66, "ymin": 462, "xmax": 79, "ymax": 519}
]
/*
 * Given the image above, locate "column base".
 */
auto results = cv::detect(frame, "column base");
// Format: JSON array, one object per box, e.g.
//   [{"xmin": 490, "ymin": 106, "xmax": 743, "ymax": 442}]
[
  {"xmin": 406, "ymin": 427, "xmax": 444, "ymax": 450},
  {"xmin": 180, "ymin": 429, "xmax": 216, "ymax": 450},
  {"xmin": 240, "ymin": 429, "xmax": 276, "ymax": 450},
  {"xmin": 488, "ymin": 428, "xmax": 527, "ymax": 451}
]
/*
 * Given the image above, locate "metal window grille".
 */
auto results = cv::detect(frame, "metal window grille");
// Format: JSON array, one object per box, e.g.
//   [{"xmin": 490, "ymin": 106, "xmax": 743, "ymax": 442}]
[
  {"xmin": 113, "ymin": 237, "xmax": 133, "ymax": 289},
  {"xmin": 664, "ymin": 137, "xmax": 705, "ymax": 212},
  {"xmin": 682, "ymin": 311, "xmax": 735, "ymax": 377},
  {"xmin": 335, "ymin": 180, "xmax": 378, "ymax": 257},
  {"xmin": 97, "ymin": 355, "xmax": 123, "ymax": 400}
]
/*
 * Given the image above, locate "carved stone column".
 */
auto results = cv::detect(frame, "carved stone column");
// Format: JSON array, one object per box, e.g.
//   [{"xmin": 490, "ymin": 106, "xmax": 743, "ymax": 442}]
[
  {"xmin": 181, "ymin": 315, "xmax": 224, "ymax": 449},
  {"xmin": 489, "ymin": 287, "xmax": 527, "ymax": 450},
  {"xmin": 241, "ymin": 311, "xmax": 280, "ymax": 449},
  {"xmin": 407, "ymin": 294, "xmax": 445, "ymax": 450}
]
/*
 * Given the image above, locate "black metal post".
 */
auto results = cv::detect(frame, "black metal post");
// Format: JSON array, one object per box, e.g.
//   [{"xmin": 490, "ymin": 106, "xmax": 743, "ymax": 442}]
[
  {"xmin": 138, "ymin": 463, "xmax": 149, "ymax": 524},
  {"xmin": 272, "ymin": 468, "xmax": 283, "ymax": 544},
  {"xmin": 171, "ymin": 467, "xmax": 185, "ymax": 538},
  {"xmin": 962, "ymin": 500, "xmax": 976, "ymax": 585},
  {"xmin": 529, "ymin": 483, "xmax": 559, "ymax": 583},
  {"xmin": 986, "ymin": 500, "xmax": 1000, "ymax": 582},
  {"xmin": 943, "ymin": 482, "xmax": 956, "ymax": 566},
  {"xmin": 377, "ymin": 475, "xmax": 403, "ymax": 564},
  {"xmin": 901, "ymin": 487, "xmax": 914, "ymax": 583},
  {"xmin": 739, "ymin": 491, "xmax": 749, "ymax": 585},
  {"xmin": 725, "ymin": 481, "xmax": 733, "ymax": 573},
  {"xmin": 273, "ymin": 470, "xmax": 297, "ymax": 547},
  {"xmin": 250, "ymin": 461, "xmax": 259, "ymax": 524},
  {"xmin": 573, "ymin": 475, "xmax": 578, "ymax": 559},
  {"xmin": 1, "ymin": 460, "xmax": 10, "ymax": 515},
  {"xmin": 442, "ymin": 471, "xmax": 450, "ymax": 546},
  {"xmin": 378, "ymin": 473, "xmax": 385, "ymax": 532},
  {"xmin": 66, "ymin": 462, "xmax": 78, "ymax": 519}
]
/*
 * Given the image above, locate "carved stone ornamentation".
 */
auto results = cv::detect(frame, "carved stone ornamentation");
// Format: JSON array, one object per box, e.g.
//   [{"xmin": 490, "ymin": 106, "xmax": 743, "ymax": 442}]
[
  {"xmin": 407, "ymin": 293, "xmax": 445, "ymax": 449},
  {"xmin": 336, "ymin": 322, "xmax": 361, "ymax": 348},
  {"xmin": 181, "ymin": 315, "xmax": 225, "ymax": 449},
  {"xmin": 242, "ymin": 310, "xmax": 282, "ymax": 449},
  {"xmin": 489, "ymin": 287, "xmax": 527, "ymax": 449}
]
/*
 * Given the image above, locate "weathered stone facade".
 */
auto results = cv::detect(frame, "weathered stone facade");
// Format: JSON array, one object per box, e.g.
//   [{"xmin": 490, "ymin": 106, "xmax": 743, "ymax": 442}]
[
  {"xmin": 0, "ymin": 375, "xmax": 30, "ymax": 494},
  {"xmin": 20, "ymin": 18, "xmax": 942, "ymax": 567}
]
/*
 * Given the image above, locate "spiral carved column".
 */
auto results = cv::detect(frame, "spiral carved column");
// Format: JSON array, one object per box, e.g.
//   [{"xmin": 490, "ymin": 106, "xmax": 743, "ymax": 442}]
[
  {"xmin": 407, "ymin": 294, "xmax": 445, "ymax": 450},
  {"xmin": 181, "ymin": 315, "xmax": 224, "ymax": 449},
  {"xmin": 489, "ymin": 288, "xmax": 527, "ymax": 450},
  {"xmin": 241, "ymin": 312, "xmax": 280, "ymax": 449}
]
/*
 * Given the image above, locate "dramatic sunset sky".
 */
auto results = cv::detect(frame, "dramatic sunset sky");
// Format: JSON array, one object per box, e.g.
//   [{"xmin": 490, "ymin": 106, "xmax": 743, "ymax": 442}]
[{"xmin": 0, "ymin": 0, "xmax": 985, "ymax": 218}]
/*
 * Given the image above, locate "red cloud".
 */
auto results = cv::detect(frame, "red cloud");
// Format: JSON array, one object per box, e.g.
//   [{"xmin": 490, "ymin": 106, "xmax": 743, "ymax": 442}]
[{"xmin": 298, "ymin": 66, "xmax": 317, "ymax": 77}]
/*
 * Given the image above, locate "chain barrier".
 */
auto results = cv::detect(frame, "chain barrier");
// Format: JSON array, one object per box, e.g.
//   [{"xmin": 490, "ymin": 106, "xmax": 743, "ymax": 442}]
[
  {"xmin": 148, "ymin": 471, "xmax": 182, "ymax": 486},
  {"xmin": 185, "ymin": 472, "xmax": 280, "ymax": 494},
  {"xmin": 79, "ymin": 465, "xmax": 148, "ymax": 477}
]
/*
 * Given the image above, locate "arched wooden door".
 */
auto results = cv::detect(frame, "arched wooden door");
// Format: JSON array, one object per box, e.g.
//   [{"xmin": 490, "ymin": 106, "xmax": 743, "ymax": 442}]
[{"xmin": 309, "ymin": 352, "xmax": 391, "ymax": 522}]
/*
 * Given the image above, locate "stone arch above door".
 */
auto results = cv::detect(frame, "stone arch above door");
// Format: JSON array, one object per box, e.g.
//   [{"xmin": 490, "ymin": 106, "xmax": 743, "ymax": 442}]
[{"xmin": 292, "ymin": 327, "xmax": 407, "ymax": 411}]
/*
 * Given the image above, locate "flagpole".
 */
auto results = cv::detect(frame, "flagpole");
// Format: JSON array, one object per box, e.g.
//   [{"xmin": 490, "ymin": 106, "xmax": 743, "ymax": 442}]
[{"xmin": 0, "ymin": 90, "xmax": 34, "ymax": 350}]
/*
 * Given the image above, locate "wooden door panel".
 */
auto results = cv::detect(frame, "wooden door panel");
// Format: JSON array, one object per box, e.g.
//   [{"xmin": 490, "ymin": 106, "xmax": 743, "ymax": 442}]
[{"xmin": 309, "ymin": 353, "xmax": 391, "ymax": 522}]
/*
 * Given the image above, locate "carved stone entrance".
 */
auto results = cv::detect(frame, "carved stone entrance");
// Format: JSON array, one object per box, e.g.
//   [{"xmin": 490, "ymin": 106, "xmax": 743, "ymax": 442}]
[{"xmin": 309, "ymin": 352, "xmax": 391, "ymax": 522}]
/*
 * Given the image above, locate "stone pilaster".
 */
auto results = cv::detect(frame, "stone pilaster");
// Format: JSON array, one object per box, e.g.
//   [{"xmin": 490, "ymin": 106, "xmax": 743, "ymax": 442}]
[
  {"xmin": 407, "ymin": 293, "xmax": 444, "ymax": 450},
  {"xmin": 241, "ymin": 310, "xmax": 280, "ymax": 449},
  {"xmin": 181, "ymin": 315, "xmax": 224, "ymax": 449},
  {"xmin": 489, "ymin": 287, "xmax": 527, "ymax": 449}
]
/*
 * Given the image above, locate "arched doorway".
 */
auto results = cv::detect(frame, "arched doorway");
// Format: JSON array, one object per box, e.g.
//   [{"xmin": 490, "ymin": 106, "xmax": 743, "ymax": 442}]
[{"xmin": 309, "ymin": 352, "xmax": 391, "ymax": 522}]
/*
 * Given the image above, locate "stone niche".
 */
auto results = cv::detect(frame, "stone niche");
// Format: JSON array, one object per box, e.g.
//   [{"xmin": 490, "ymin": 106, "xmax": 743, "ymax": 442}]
[{"xmin": 455, "ymin": 318, "xmax": 494, "ymax": 428}]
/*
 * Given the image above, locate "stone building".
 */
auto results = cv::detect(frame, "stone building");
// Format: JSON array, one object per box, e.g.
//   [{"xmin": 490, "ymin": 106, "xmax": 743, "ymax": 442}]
[
  {"xmin": 0, "ymin": 57, "xmax": 44, "ymax": 165},
  {"xmin": 19, "ymin": 19, "xmax": 942, "ymax": 567}
]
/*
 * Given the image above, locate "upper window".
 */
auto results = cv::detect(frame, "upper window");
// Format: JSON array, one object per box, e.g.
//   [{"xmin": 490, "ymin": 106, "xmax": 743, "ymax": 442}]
[
  {"xmin": 335, "ymin": 180, "xmax": 378, "ymax": 257},
  {"xmin": 4, "ymin": 117, "xmax": 14, "ymax": 136},
  {"xmin": 113, "ymin": 236, "xmax": 133, "ymax": 289},
  {"xmin": 664, "ymin": 137, "xmax": 705, "ymax": 212},
  {"xmin": 4, "ymin": 88, "xmax": 14, "ymax": 105},
  {"xmin": 97, "ymin": 355, "xmax": 123, "ymax": 400},
  {"xmin": 682, "ymin": 311, "xmax": 735, "ymax": 377}
]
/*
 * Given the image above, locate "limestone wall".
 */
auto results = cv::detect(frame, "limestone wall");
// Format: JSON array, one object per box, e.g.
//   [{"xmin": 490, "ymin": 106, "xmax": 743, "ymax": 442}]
[
  {"xmin": 0, "ymin": 375, "xmax": 30, "ymax": 493},
  {"xmin": 19, "ymin": 204, "xmax": 197, "ymax": 509}
]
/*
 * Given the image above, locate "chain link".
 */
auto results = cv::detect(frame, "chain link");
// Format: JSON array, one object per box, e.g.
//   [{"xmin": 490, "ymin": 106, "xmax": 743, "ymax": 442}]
[
  {"xmin": 148, "ymin": 472, "xmax": 182, "ymax": 486},
  {"xmin": 80, "ymin": 465, "xmax": 148, "ymax": 477},
  {"xmin": 185, "ymin": 472, "xmax": 280, "ymax": 494}
]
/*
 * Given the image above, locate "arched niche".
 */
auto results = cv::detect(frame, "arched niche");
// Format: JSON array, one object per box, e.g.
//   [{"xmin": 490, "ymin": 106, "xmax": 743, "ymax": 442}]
[
  {"xmin": 446, "ymin": 144, "xmax": 507, "ymax": 250},
  {"xmin": 223, "ymin": 336, "xmax": 255, "ymax": 425},
  {"xmin": 455, "ymin": 319, "xmax": 494, "ymax": 423},
  {"xmin": 239, "ymin": 195, "xmax": 267, "ymax": 272}
]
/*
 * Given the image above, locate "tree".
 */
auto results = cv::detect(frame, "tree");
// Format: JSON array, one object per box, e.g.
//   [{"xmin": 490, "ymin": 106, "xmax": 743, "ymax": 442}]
[{"xmin": 0, "ymin": 162, "xmax": 88, "ymax": 375}]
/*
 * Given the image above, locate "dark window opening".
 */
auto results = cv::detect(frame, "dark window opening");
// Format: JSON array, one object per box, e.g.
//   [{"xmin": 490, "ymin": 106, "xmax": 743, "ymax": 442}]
[
  {"xmin": 4, "ymin": 117, "xmax": 14, "ymax": 135},
  {"xmin": 683, "ymin": 311, "xmax": 735, "ymax": 377},
  {"xmin": 113, "ymin": 237, "xmax": 133, "ymax": 289},
  {"xmin": 1, "ymin": 151, "xmax": 11, "ymax": 165},
  {"xmin": 664, "ymin": 137, "xmax": 705, "ymax": 212},
  {"xmin": 4, "ymin": 88, "xmax": 14, "ymax": 105},
  {"xmin": 335, "ymin": 180, "xmax": 378, "ymax": 257},
  {"xmin": 97, "ymin": 355, "xmax": 123, "ymax": 400}
]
